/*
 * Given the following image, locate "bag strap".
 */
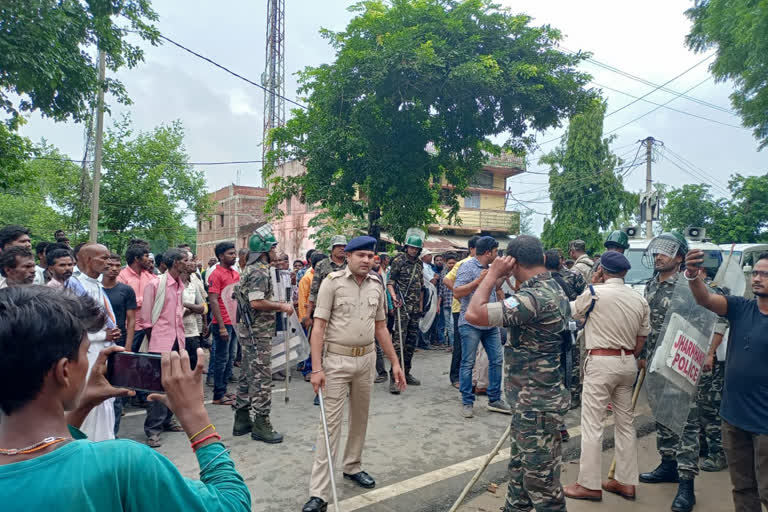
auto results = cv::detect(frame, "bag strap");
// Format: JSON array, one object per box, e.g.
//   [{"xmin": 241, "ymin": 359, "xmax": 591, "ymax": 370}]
[
  {"xmin": 584, "ymin": 284, "xmax": 597, "ymax": 321},
  {"xmin": 401, "ymin": 256, "xmax": 420, "ymax": 299}
]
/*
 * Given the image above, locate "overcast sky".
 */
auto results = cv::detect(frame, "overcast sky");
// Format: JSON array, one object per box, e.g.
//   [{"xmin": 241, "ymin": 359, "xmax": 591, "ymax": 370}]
[{"xmin": 18, "ymin": 0, "xmax": 767, "ymax": 234}]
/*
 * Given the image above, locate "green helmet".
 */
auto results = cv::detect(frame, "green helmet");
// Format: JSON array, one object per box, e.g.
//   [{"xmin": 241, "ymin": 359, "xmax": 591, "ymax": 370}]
[
  {"xmin": 248, "ymin": 224, "xmax": 278, "ymax": 254},
  {"xmin": 664, "ymin": 231, "xmax": 689, "ymax": 255},
  {"xmin": 404, "ymin": 234, "xmax": 423, "ymax": 249},
  {"xmin": 604, "ymin": 230, "xmax": 629, "ymax": 250}
]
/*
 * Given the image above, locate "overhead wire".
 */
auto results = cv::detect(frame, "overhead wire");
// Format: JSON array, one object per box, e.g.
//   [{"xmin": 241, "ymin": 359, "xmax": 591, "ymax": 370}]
[{"xmin": 653, "ymin": 147, "xmax": 730, "ymax": 196}]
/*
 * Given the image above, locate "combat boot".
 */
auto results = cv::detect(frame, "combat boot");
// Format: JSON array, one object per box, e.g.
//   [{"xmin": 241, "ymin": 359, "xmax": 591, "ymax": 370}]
[
  {"xmin": 700, "ymin": 453, "xmax": 727, "ymax": 472},
  {"xmin": 405, "ymin": 373, "xmax": 421, "ymax": 386},
  {"xmin": 670, "ymin": 478, "xmax": 695, "ymax": 512},
  {"xmin": 251, "ymin": 415, "xmax": 284, "ymax": 444},
  {"xmin": 232, "ymin": 408, "xmax": 252, "ymax": 436},
  {"xmin": 389, "ymin": 373, "xmax": 400, "ymax": 395},
  {"xmin": 639, "ymin": 459, "xmax": 679, "ymax": 483}
]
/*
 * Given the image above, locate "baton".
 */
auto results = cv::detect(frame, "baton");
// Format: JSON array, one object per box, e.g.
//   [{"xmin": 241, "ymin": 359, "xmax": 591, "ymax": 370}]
[
  {"xmin": 318, "ymin": 389, "xmax": 340, "ymax": 511},
  {"xmin": 448, "ymin": 424, "xmax": 512, "ymax": 512},
  {"xmin": 607, "ymin": 367, "xmax": 646, "ymax": 480}
]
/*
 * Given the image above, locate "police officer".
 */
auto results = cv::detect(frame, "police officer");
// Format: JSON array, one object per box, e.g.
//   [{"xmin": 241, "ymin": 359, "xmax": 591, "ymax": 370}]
[
  {"xmin": 307, "ymin": 235, "xmax": 348, "ymax": 319},
  {"xmin": 466, "ymin": 235, "xmax": 571, "ymax": 512},
  {"xmin": 302, "ymin": 236, "xmax": 406, "ymax": 512},
  {"xmin": 387, "ymin": 229, "xmax": 424, "ymax": 393},
  {"xmin": 232, "ymin": 225, "xmax": 291, "ymax": 443}
]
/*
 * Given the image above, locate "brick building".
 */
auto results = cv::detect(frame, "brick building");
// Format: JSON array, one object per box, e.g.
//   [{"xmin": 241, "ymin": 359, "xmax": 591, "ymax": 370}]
[{"xmin": 196, "ymin": 185, "xmax": 268, "ymax": 263}]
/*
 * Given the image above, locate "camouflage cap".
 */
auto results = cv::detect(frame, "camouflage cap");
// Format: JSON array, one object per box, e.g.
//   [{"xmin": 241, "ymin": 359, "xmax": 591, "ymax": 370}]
[{"xmin": 328, "ymin": 235, "xmax": 348, "ymax": 251}]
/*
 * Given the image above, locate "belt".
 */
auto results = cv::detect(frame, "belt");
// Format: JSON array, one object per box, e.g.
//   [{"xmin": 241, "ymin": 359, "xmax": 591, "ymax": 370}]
[
  {"xmin": 588, "ymin": 348, "xmax": 632, "ymax": 356},
  {"xmin": 325, "ymin": 342, "xmax": 374, "ymax": 357}
]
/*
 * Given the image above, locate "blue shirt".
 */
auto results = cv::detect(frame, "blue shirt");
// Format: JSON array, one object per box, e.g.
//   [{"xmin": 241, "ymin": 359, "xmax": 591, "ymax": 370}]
[
  {"xmin": 721, "ymin": 296, "xmax": 768, "ymax": 434},
  {"xmin": 455, "ymin": 257, "xmax": 496, "ymax": 329}
]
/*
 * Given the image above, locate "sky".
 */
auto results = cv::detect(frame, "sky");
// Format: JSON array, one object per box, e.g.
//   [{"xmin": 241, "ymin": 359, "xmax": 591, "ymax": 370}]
[{"xmin": 17, "ymin": 0, "xmax": 767, "ymax": 234}]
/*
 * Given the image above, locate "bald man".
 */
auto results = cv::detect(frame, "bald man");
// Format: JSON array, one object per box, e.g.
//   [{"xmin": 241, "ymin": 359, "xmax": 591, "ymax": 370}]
[{"xmin": 70, "ymin": 243, "xmax": 122, "ymax": 440}]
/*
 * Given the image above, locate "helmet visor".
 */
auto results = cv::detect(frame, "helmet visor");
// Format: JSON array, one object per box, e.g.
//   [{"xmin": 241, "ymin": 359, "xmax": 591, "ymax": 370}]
[{"xmin": 647, "ymin": 237, "xmax": 679, "ymax": 258}]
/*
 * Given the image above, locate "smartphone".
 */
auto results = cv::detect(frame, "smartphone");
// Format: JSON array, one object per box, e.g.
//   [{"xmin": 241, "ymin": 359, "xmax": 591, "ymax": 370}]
[{"xmin": 107, "ymin": 352, "xmax": 164, "ymax": 393}]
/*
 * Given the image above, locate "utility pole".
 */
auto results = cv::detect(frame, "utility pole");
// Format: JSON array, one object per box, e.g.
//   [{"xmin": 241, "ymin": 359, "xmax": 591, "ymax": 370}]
[
  {"xmin": 89, "ymin": 49, "xmax": 106, "ymax": 243},
  {"xmin": 261, "ymin": 0, "xmax": 286, "ymax": 188},
  {"xmin": 644, "ymin": 136, "xmax": 654, "ymax": 239}
]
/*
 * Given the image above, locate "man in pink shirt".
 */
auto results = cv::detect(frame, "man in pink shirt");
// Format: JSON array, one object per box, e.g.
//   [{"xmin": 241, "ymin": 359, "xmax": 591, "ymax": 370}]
[
  {"xmin": 141, "ymin": 248, "xmax": 189, "ymax": 447},
  {"xmin": 208, "ymin": 241, "xmax": 240, "ymax": 405},
  {"xmin": 118, "ymin": 244, "xmax": 157, "ymax": 351}
]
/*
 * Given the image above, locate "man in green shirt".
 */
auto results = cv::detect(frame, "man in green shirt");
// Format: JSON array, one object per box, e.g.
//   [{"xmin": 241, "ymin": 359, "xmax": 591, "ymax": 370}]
[{"xmin": 0, "ymin": 286, "xmax": 251, "ymax": 512}]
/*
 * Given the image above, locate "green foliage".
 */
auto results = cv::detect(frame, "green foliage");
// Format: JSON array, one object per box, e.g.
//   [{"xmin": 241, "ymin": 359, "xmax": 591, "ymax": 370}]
[
  {"xmin": 307, "ymin": 210, "xmax": 368, "ymax": 253},
  {"xmin": 97, "ymin": 115, "xmax": 211, "ymax": 254},
  {"xmin": 659, "ymin": 173, "xmax": 768, "ymax": 243},
  {"xmin": 541, "ymin": 98, "xmax": 638, "ymax": 253},
  {"xmin": 0, "ymin": 0, "xmax": 159, "ymax": 124},
  {"xmin": 264, "ymin": 0, "xmax": 591, "ymax": 242},
  {"xmin": 686, "ymin": 0, "xmax": 768, "ymax": 149},
  {"xmin": 0, "ymin": 122, "xmax": 34, "ymax": 191}
]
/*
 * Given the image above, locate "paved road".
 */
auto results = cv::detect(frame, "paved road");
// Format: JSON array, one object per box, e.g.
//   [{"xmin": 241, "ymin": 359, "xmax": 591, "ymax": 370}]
[{"xmin": 117, "ymin": 349, "xmax": 662, "ymax": 511}]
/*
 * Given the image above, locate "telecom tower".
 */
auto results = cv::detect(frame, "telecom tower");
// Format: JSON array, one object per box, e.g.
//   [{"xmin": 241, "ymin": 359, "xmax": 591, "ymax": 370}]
[{"xmin": 261, "ymin": 0, "xmax": 286, "ymax": 187}]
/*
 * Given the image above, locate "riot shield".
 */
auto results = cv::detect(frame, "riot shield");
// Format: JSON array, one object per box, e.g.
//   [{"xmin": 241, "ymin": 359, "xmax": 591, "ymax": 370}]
[
  {"xmin": 419, "ymin": 281, "xmax": 438, "ymax": 333},
  {"xmin": 645, "ymin": 276, "xmax": 718, "ymax": 436},
  {"xmin": 271, "ymin": 312, "xmax": 310, "ymax": 374}
]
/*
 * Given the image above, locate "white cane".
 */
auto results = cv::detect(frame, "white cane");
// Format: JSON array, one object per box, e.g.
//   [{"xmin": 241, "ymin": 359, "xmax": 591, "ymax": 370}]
[{"xmin": 318, "ymin": 389, "xmax": 340, "ymax": 511}]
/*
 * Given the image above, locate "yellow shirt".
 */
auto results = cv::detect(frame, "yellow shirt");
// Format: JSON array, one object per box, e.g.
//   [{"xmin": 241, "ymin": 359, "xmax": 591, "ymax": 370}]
[
  {"xmin": 444, "ymin": 256, "xmax": 471, "ymax": 314},
  {"xmin": 314, "ymin": 267, "xmax": 387, "ymax": 347},
  {"xmin": 298, "ymin": 268, "xmax": 314, "ymax": 319}
]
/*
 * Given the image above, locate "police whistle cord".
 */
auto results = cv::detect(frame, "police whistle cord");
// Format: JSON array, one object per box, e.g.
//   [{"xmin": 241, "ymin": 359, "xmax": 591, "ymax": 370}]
[
  {"xmin": 318, "ymin": 389, "xmax": 341, "ymax": 511},
  {"xmin": 607, "ymin": 367, "xmax": 646, "ymax": 480},
  {"xmin": 448, "ymin": 424, "xmax": 512, "ymax": 512}
]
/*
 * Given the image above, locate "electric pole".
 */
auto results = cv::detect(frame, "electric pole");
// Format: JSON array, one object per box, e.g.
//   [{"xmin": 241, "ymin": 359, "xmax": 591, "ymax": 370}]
[
  {"xmin": 644, "ymin": 136, "xmax": 654, "ymax": 240},
  {"xmin": 261, "ymin": 0, "xmax": 286, "ymax": 188},
  {"xmin": 89, "ymin": 49, "xmax": 106, "ymax": 243}
]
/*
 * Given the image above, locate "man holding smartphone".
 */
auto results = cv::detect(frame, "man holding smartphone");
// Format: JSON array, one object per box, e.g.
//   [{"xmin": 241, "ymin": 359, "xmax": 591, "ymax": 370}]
[
  {"xmin": 141, "ymin": 248, "xmax": 189, "ymax": 448},
  {"xmin": 208, "ymin": 242, "xmax": 240, "ymax": 406}
]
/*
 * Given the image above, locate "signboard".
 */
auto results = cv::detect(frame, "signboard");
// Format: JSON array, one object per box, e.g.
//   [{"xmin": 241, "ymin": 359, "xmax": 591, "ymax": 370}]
[{"xmin": 665, "ymin": 330, "xmax": 706, "ymax": 386}]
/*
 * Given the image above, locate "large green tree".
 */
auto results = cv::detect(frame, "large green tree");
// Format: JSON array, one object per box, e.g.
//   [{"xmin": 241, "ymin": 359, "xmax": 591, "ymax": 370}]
[
  {"xmin": 264, "ymin": 0, "xmax": 591, "ymax": 242},
  {"xmin": 686, "ymin": 0, "xmax": 768, "ymax": 149},
  {"xmin": 661, "ymin": 184, "xmax": 719, "ymax": 233},
  {"xmin": 541, "ymin": 98, "xmax": 638, "ymax": 253},
  {"xmin": 97, "ymin": 116, "xmax": 211, "ymax": 254}
]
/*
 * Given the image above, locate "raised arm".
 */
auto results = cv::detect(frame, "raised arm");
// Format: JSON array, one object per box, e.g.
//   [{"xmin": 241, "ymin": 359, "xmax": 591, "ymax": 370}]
[
  {"xmin": 685, "ymin": 250, "xmax": 728, "ymax": 316},
  {"xmin": 465, "ymin": 257, "xmax": 516, "ymax": 326}
]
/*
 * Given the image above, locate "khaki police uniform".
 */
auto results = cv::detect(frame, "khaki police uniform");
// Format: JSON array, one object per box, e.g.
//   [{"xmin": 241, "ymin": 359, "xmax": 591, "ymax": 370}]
[
  {"xmin": 308, "ymin": 267, "xmax": 388, "ymax": 502},
  {"xmin": 570, "ymin": 277, "xmax": 650, "ymax": 489}
]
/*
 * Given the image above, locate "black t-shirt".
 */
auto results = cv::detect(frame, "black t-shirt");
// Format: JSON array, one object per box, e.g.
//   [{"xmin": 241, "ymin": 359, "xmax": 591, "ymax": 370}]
[
  {"xmin": 104, "ymin": 282, "xmax": 137, "ymax": 346},
  {"xmin": 722, "ymin": 296, "xmax": 768, "ymax": 434}
]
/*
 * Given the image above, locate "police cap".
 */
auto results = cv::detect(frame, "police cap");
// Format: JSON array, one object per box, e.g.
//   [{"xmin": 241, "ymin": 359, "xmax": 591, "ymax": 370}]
[
  {"xmin": 344, "ymin": 236, "xmax": 377, "ymax": 253},
  {"xmin": 599, "ymin": 251, "xmax": 631, "ymax": 273}
]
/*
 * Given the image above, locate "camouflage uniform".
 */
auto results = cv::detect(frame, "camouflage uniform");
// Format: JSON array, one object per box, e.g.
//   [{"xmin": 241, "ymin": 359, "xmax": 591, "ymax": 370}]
[
  {"xmin": 643, "ymin": 273, "xmax": 728, "ymax": 479},
  {"xmin": 560, "ymin": 269, "xmax": 586, "ymax": 406},
  {"xmin": 487, "ymin": 272, "xmax": 570, "ymax": 512},
  {"xmin": 234, "ymin": 260, "xmax": 276, "ymax": 418},
  {"xmin": 570, "ymin": 254, "xmax": 594, "ymax": 283},
  {"xmin": 389, "ymin": 252, "xmax": 423, "ymax": 373},
  {"xmin": 308, "ymin": 258, "xmax": 346, "ymax": 304}
]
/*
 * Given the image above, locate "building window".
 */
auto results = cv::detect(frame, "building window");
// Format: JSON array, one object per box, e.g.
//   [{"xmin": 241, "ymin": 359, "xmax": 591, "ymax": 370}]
[
  {"xmin": 470, "ymin": 171, "xmax": 494, "ymax": 189},
  {"xmin": 197, "ymin": 221, "xmax": 202, "ymax": 232},
  {"xmin": 208, "ymin": 220, "xmax": 212, "ymax": 230},
  {"xmin": 219, "ymin": 214, "xmax": 224, "ymax": 227},
  {"xmin": 285, "ymin": 196, "xmax": 292, "ymax": 215},
  {"xmin": 465, "ymin": 192, "xmax": 480, "ymax": 209}
]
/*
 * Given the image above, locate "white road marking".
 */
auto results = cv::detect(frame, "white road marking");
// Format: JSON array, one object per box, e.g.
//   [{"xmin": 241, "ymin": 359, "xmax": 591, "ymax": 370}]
[{"xmin": 336, "ymin": 404, "xmax": 652, "ymax": 511}]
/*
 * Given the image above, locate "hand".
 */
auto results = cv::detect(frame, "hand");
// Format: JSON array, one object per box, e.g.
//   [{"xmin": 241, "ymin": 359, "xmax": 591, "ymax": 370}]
[
  {"xmin": 148, "ymin": 349, "xmax": 210, "ymax": 435},
  {"xmin": 301, "ymin": 316, "xmax": 312, "ymax": 329},
  {"xmin": 282, "ymin": 303, "xmax": 295, "ymax": 316},
  {"xmin": 218, "ymin": 326, "xmax": 229, "ymax": 340},
  {"xmin": 703, "ymin": 354, "xmax": 714, "ymax": 372},
  {"xmin": 79, "ymin": 346, "xmax": 135, "ymax": 409},
  {"xmin": 591, "ymin": 267, "xmax": 604, "ymax": 284},
  {"xmin": 489, "ymin": 256, "xmax": 516, "ymax": 278},
  {"xmin": 477, "ymin": 269, "xmax": 489, "ymax": 281},
  {"xmin": 391, "ymin": 365, "xmax": 407, "ymax": 392},
  {"xmin": 106, "ymin": 328, "xmax": 122, "ymax": 342},
  {"xmin": 310, "ymin": 370, "xmax": 325, "ymax": 394},
  {"xmin": 201, "ymin": 323, "xmax": 210, "ymax": 338},
  {"xmin": 685, "ymin": 249, "xmax": 705, "ymax": 271},
  {"xmin": 637, "ymin": 359, "xmax": 647, "ymax": 370},
  {"xmin": 392, "ymin": 297, "xmax": 402, "ymax": 309}
]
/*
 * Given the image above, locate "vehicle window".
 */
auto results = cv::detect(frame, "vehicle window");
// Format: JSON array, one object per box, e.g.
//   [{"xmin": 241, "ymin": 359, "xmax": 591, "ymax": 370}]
[{"xmin": 625, "ymin": 249, "xmax": 652, "ymax": 285}]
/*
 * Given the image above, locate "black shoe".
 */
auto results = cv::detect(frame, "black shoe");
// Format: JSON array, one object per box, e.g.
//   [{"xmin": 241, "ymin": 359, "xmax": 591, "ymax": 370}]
[
  {"xmin": 405, "ymin": 373, "xmax": 421, "ymax": 386},
  {"xmin": 560, "ymin": 429, "xmax": 570, "ymax": 442},
  {"xmin": 671, "ymin": 478, "xmax": 695, "ymax": 512},
  {"xmin": 313, "ymin": 394, "xmax": 319, "ymax": 406},
  {"xmin": 374, "ymin": 373, "xmax": 387, "ymax": 383},
  {"xmin": 301, "ymin": 496, "xmax": 327, "ymax": 512},
  {"xmin": 639, "ymin": 459, "xmax": 679, "ymax": 484},
  {"xmin": 344, "ymin": 470, "xmax": 376, "ymax": 489},
  {"xmin": 389, "ymin": 374, "xmax": 400, "ymax": 395}
]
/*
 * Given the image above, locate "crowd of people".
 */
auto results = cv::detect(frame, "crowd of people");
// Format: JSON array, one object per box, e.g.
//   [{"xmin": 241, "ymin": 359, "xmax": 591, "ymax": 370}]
[{"xmin": 0, "ymin": 221, "xmax": 765, "ymax": 512}]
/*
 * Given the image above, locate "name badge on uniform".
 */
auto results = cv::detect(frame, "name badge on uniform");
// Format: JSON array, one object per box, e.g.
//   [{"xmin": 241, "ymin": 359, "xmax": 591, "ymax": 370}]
[{"xmin": 504, "ymin": 296, "xmax": 519, "ymax": 310}]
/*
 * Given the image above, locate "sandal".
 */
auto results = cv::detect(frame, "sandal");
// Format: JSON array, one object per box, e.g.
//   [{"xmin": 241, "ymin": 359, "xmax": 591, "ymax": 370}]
[
  {"xmin": 212, "ymin": 396, "xmax": 235, "ymax": 406},
  {"xmin": 147, "ymin": 436, "xmax": 161, "ymax": 448},
  {"xmin": 163, "ymin": 423, "xmax": 184, "ymax": 433}
]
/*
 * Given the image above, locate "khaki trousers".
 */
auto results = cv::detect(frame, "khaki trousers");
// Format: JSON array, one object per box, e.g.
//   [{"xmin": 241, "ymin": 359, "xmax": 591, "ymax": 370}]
[
  {"xmin": 472, "ymin": 344, "xmax": 489, "ymax": 388},
  {"xmin": 577, "ymin": 352, "xmax": 639, "ymax": 490},
  {"xmin": 309, "ymin": 350, "xmax": 375, "ymax": 502}
]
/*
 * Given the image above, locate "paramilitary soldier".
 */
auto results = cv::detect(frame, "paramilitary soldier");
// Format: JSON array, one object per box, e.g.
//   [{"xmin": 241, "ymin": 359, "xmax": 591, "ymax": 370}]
[
  {"xmin": 638, "ymin": 232, "xmax": 727, "ymax": 512},
  {"xmin": 466, "ymin": 235, "xmax": 571, "ymax": 512},
  {"xmin": 386, "ymin": 229, "xmax": 424, "ymax": 393},
  {"xmin": 302, "ymin": 236, "xmax": 406, "ymax": 512},
  {"xmin": 232, "ymin": 225, "xmax": 293, "ymax": 443},
  {"xmin": 307, "ymin": 235, "xmax": 347, "ymax": 319}
]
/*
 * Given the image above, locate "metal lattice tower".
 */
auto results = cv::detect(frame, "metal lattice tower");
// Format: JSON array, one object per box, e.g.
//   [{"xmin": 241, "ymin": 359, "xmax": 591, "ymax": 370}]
[{"xmin": 261, "ymin": 0, "xmax": 286, "ymax": 187}]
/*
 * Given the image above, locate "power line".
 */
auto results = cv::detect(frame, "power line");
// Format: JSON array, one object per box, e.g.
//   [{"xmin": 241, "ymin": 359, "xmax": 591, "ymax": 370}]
[
  {"xmin": 655, "ymin": 147, "xmax": 730, "ymax": 196},
  {"xmin": 158, "ymin": 34, "xmax": 307, "ymax": 110},
  {"xmin": 662, "ymin": 145, "xmax": 731, "ymax": 191}
]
